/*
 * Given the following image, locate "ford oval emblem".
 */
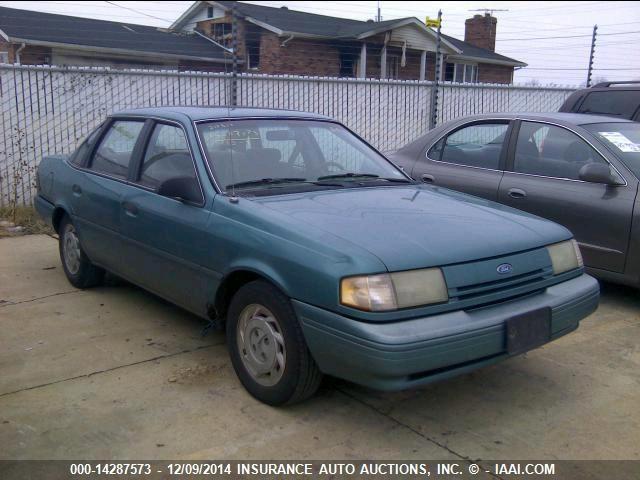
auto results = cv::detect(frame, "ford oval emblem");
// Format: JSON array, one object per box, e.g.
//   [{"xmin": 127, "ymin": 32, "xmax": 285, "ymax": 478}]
[{"xmin": 497, "ymin": 263, "xmax": 513, "ymax": 274}]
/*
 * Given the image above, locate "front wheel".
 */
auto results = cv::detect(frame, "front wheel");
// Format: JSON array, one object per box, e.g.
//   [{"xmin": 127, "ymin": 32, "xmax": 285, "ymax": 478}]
[
  {"xmin": 226, "ymin": 280, "xmax": 322, "ymax": 405},
  {"xmin": 58, "ymin": 216, "xmax": 104, "ymax": 289}
]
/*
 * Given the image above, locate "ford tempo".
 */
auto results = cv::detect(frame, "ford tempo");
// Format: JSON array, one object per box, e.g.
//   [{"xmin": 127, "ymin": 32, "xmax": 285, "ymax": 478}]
[{"xmin": 35, "ymin": 107, "xmax": 599, "ymax": 405}]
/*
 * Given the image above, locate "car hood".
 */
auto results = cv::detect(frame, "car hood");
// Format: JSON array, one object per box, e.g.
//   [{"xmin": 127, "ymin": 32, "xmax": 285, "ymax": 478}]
[{"xmin": 251, "ymin": 185, "xmax": 571, "ymax": 272}]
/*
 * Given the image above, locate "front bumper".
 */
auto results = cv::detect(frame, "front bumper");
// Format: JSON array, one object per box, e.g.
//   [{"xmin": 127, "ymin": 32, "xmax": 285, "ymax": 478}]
[{"xmin": 293, "ymin": 273, "xmax": 599, "ymax": 391}]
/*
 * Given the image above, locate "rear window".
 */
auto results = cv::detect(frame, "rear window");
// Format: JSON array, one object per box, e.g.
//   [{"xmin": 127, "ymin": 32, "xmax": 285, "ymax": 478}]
[{"xmin": 578, "ymin": 91, "xmax": 640, "ymax": 120}]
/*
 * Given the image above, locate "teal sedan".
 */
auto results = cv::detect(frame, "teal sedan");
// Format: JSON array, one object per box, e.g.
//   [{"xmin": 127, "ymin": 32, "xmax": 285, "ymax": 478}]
[{"xmin": 35, "ymin": 107, "xmax": 599, "ymax": 405}]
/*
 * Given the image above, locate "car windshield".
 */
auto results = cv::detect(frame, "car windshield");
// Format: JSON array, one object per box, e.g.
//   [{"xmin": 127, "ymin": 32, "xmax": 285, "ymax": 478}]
[
  {"xmin": 584, "ymin": 123, "xmax": 640, "ymax": 178},
  {"xmin": 196, "ymin": 119, "xmax": 408, "ymax": 194}
]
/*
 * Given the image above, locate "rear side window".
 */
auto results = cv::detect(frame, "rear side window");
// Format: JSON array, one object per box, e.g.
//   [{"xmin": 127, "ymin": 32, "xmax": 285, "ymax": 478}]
[
  {"xmin": 578, "ymin": 91, "xmax": 640, "ymax": 120},
  {"xmin": 431, "ymin": 123, "xmax": 508, "ymax": 170},
  {"xmin": 138, "ymin": 123, "xmax": 197, "ymax": 190},
  {"xmin": 70, "ymin": 124, "xmax": 103, "ymax": 166},
  {"xmin": 90, "ymin": 120, "xmax": 145, "ymax": 179}
]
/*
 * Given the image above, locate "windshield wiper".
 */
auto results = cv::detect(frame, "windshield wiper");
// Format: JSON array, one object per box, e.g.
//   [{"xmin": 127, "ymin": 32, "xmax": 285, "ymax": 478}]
[
  {"xmin": 226, "ymin": 177, "xmax": 307, "ymax": 189},
  {"xmin": 317, "ymin": 173, "xmax": 380, "ymax": 181},
  {"xmin": 316, "ymin": 173, "xmax": 414, "ymax": 184}
]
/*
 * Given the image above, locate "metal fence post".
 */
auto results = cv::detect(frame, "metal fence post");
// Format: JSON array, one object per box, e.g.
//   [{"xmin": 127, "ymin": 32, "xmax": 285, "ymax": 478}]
[
  {"xmin": 586, "ymin": 25, "xmax": 597, "ymax": 87},
  {"xmin": 429, "ymin": 10, "xmax": 442, "ymax": 129}
]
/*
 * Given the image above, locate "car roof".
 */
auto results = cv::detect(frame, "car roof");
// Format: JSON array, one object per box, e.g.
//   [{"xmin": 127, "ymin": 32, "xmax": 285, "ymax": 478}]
[
  {"xmin": 113, "ymin": 106, "xmax": 333, "ymax": 122},
  {"xmin": 451, "ymin": 112, "xmax": 634, "ymax": 126}
]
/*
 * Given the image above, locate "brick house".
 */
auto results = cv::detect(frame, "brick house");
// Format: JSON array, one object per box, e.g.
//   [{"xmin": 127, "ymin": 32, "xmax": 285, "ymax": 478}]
[
  {"xmin": 0, "ymin": 6, "xmax": 233, "ymax": 71},
  {"xmin": 171, "ymin": 1, "xmax": 526, "ymax": 84}
]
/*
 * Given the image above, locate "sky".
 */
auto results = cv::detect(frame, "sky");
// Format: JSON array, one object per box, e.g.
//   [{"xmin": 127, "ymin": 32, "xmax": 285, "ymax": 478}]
[{"xmin": 1, "ymin": 0, "xmax": 639, "ymax": 86}]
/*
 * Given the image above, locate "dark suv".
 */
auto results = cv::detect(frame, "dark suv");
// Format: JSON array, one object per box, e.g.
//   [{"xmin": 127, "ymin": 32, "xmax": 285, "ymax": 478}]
[{"xmin": 559, "ymin": 81, "xmax": 640, "ymax": 121}]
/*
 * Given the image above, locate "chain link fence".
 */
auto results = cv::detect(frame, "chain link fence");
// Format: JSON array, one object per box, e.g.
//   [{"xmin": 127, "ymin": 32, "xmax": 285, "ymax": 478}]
[{"xmin": 0, "ymin": 64, "xmax": 575, "ymax": 206}]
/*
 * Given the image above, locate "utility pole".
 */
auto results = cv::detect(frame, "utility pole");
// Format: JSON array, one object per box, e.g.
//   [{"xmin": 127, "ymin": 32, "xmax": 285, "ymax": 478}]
[
  {"xmin": 429, "ymin": 10, "xmax": 442, "ymax": 129},
  {"xmin": 586, "ymin": 24, "xmax": 597, "ymax": 87},
  {"xmin": 376, "ymin": 1, "xmax": 381, "ymax": 22},
  {"xmin": 231, "ymin": 3, "xmax": 238, "ymax": 106}
]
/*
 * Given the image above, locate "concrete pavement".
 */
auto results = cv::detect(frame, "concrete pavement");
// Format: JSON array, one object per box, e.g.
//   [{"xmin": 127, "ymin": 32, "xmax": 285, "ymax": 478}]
[{"xmin": 1, "ymin": 235, "xmax": 638, "ymax": 461}]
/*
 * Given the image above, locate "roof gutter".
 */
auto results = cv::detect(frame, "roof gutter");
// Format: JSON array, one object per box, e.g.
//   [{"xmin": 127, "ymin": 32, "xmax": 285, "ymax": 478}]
[
  {"xmin": 446, "ymin": 54, "xmax": 527, "ymax": 68},
  {"xmin": 6, "ymin": 37, "xmax": 237, "ymax": 64},
  {"xmin": 280, "ymin": 35, "xmax": 294, "ymax": 47}
]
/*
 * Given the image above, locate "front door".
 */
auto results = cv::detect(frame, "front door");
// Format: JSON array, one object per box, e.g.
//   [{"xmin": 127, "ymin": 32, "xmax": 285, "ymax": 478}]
[
  {"xmin": 498, "ymin": 120, "xmax": 636, "ymax": 272},
  {"xmin": 412, "ymin": 121, "xmax": 511, "ymax": 201},
  {"xmin": 118, "ymin": 121, "xmax": 214, "ymax": 316}
]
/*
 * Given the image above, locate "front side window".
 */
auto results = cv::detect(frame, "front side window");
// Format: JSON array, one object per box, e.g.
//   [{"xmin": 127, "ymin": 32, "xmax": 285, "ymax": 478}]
[
  {"xmin": 514, "ymin": 121, "xmax": 609, "ymax": 180},
  {"xmin": 431, "ymin": 123, "xmax": 508, "ymax": 170},
  {"xmin": 90, "ymin": 120, "xmax": 144, "ymax": 179},
  {"xmin": 138, "ymin": 124, "xmax": 196, "ymax": 190},
  {"xmin": 196, "ymin": 120, "xmax": 407, "ymax": 194}
]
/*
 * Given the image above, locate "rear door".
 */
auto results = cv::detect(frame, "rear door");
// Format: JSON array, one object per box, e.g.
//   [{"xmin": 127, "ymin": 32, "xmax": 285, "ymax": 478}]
[
  {"xmin": 498, "ymin": 120, "xmax": 637, "ymax": 272},
  {"xmin": 411, "ymin": 120, "xmax": 512, "ymax": 201},
  {"xmin": 70, "ymin": 118, "xmax": 147, "ymax": 272}
]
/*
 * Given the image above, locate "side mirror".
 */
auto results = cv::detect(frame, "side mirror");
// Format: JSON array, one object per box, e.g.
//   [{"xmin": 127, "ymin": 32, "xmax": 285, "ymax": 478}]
[
  {"xmin": 157, "ymin": 176, "xmax": 202, "ymax": 204},
  {"xmin": 578, "ymin": 163, "xmax": 619, "ymax": 185}
]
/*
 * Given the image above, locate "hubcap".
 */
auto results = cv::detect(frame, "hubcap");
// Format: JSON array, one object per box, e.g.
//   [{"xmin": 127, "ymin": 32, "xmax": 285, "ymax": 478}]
[
  {"xmin": 62, "ymin": 224, "xmax": 81, "ymax": 275},
  {"xmin": 236, "ymin": 304, "xmax": 286, "ymax": 386}
]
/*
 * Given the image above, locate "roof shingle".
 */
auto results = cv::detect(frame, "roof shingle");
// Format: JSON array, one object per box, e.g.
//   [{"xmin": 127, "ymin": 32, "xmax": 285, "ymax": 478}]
[{"xmin": 0, "ymin": 6, "xmax": 230, "ymax": 62}]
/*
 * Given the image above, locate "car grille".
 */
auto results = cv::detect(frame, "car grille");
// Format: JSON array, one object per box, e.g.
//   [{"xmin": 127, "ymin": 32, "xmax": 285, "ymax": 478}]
[
  {"xmin": 449, "ymin": 267, "xmax": 553, "ymax": 302},
  {"xmin": 441, "ymin": 248, "xmax": 555, "ymax": 308}
]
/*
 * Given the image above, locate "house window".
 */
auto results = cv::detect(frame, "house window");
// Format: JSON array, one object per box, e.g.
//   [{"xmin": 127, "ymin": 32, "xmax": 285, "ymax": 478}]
[
  {"xmin": 339, "ymin": 49, "xmax": 357, "ymax": 77},
  {"xmin": 0, "ymin": 52, "xmax": 8, "ymax": 63},
  {"xmin": 246, "ymin": 39, "xmax": 260, "ymax": 70},
  {"xmin": 444, "ymin": 62, "xmax": 455, "ymax": 81},
  {"xmin": 444, "ymin": 62, "xmax": 478, "ymax": 83},
  {"xmin": 207, "ymin": 6, "xmax": 214, "ymax": 18},
  {"xmin": 212, "ymin": 22, "xmax": 232, "ymax": 49},
  {"xmin": 386, "ymin": 55, "xmax": 400, "ymax": 79}
]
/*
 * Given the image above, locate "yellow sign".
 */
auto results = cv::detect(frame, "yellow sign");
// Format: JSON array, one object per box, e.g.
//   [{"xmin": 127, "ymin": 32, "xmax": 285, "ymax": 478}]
[{"xmin": 425, "ymin": 17, "xmax": 441, "ymax": 27}]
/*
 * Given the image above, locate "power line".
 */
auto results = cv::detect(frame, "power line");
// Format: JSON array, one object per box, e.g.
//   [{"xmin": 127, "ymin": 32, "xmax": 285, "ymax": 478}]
[{"xmin": 102, "ymin": 1, "xmax": 174, "ymax": 23}]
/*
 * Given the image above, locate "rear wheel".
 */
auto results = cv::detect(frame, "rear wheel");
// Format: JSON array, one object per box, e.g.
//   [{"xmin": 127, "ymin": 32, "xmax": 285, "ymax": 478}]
[
  {"xmin": 226, "ymin": 280, "xmax": 322, "ymax": 405},
  {"xmin": 58, "ymin": 216, "xmax": 104, "ymax": 289}
]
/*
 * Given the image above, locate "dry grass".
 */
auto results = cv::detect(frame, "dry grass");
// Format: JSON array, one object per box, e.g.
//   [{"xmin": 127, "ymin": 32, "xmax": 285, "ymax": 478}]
[{"xmin": 0, "ymin": 205, "xmax": 54, "ymax": 237}]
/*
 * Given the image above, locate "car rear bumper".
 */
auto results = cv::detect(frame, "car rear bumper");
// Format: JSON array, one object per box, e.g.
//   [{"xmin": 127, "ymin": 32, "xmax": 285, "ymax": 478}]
[
  {"xmin": 34, "ymin": 194, "xmax": 55, "ymax": 228},
  {"xmin": 293, "ymin": 273, "xmax": 599, "ymax": 391}
]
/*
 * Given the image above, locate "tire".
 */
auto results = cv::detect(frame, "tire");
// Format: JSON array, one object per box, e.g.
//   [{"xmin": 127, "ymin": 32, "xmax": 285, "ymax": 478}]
[
  {"xmin": 58, "ymin": 215, "xmax": 104, "ymax": 289},
  {"xmin": 226, "ymin": 280, "xmax": 323, "ymax": 406}
]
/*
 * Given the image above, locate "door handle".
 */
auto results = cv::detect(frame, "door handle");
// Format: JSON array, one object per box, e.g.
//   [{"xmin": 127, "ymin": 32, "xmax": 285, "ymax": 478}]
[
  {"xmin": 122, "ymin": 201, "xmax": 139, "ymax": 216},
  {"xmin": 421, "ymin": 173, "xmax": 436, "ymax": 183},
  {"xmin": 508, "ymin": 188, "xmax": 527, "ymax": 199},
  {"xmin": 71, "ymin": 184, "xmax": 82, "ymax": 195}
]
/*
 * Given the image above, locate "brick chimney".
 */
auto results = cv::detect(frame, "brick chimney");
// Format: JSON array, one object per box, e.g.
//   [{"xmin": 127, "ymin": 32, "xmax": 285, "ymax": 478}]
[{"xmin": 465, "ymin": 13, "xmax": 497, "ymax": 52}]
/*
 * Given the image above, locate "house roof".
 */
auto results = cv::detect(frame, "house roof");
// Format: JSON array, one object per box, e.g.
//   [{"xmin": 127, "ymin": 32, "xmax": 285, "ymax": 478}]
[
  {"xmin": 442, "ymin": 34, "xmax": 526, "ymax": 67},
  {"xmin": 0, "ymin": 6, "xmax": 231, "ymax": 63},
  {"xmin": 185, "ymin": 1, "xmax": 523, "ymax": 66}
]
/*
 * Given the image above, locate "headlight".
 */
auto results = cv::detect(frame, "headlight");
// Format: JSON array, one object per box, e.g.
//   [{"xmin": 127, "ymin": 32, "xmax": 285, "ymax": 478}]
[
  {"xmin": 340, "ymin": 268, "xmax": 448, "ymax": 311},
  {"xmin": 547, "ymin": 239, "xmax": 583, "ymax": 275}
]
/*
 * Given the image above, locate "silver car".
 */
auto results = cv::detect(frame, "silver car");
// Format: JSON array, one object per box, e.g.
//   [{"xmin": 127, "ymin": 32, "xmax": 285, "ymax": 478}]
[{"xmin": 390, "ymin": 113, "xmax": 640, "ymax": 288}]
